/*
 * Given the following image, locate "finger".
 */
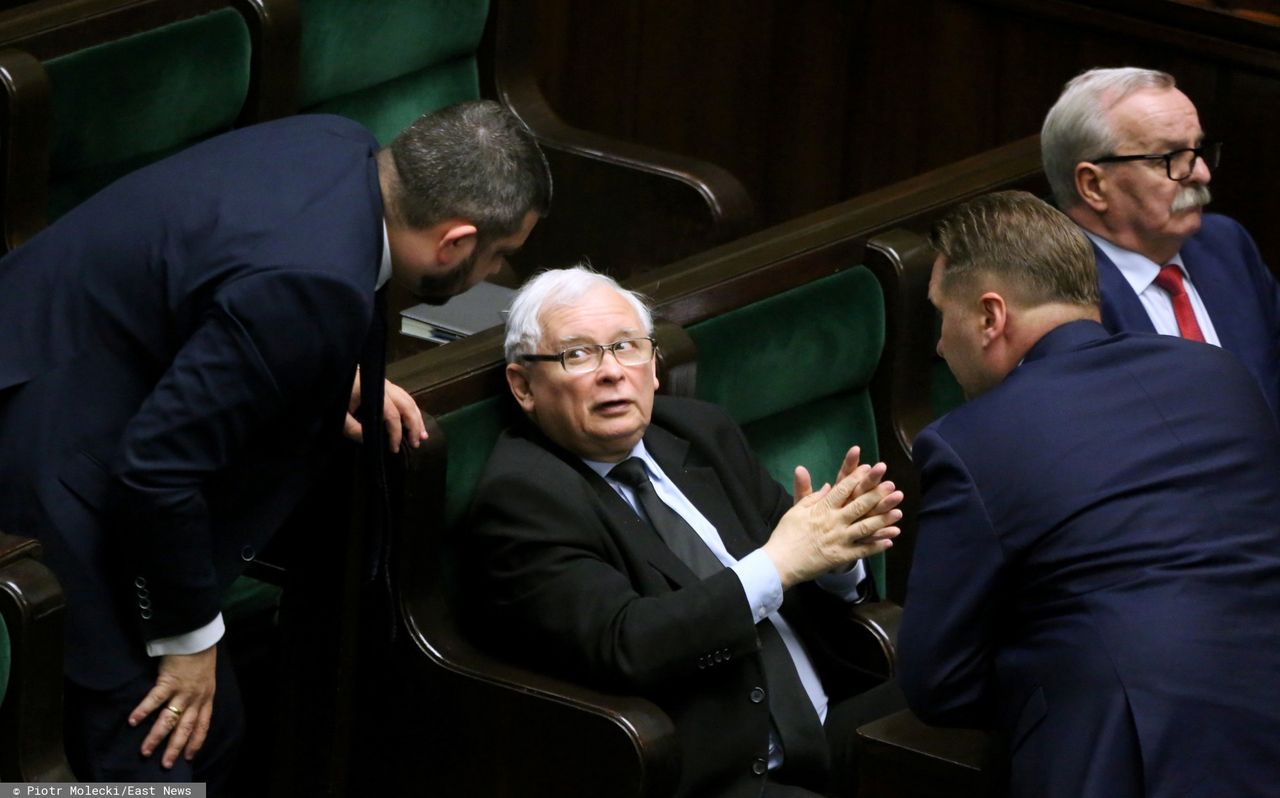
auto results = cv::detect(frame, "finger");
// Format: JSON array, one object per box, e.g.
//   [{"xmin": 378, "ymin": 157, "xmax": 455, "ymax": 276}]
[
  {"xmin": 140, "ymin": 702, "xmax": 181, "ymax": 757},
  {"xmin": 162, "ymin": 704, "xmax": 197, "ymax": 769},
  {"xmin": 128, "ymin": 683, "xmax": 171, "ymax": 728},
  {"xmin": 185, "ymin": 700, "xmax": 214, "ymax": 762},
  {"xmin": 835, "ymin": 445, "xmax": 861, "ymax": 483},
  {"xmin": 343, "ymin": 412, "xmax": 364, "ymax": 442},
  {"xmin": 824, "ymin": 463, "xmax": 877, "ymax": 506},
  {"xmin": 837, "ymin": 477, "xmax": 894, "ymax": 523},
  {"xmin": 868, "ymin": 488, "xmax": 905, "ymax": 516},
  {"xmin": 793, "ymin": 466, "xmax": 813, "ymax": 502},
  {"xmin": 387, "ymin": 380, "xmax": 428, "ymax": 448}
]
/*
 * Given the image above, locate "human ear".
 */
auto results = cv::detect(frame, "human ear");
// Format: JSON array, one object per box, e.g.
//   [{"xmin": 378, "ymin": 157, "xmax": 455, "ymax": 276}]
[
  {"xmin": 506, "ymin": 363, "xmax": 536, "ymax": 414},
  {"xmin": 438, "ymin": 222, "xmax": 479, "ymax": 267},
  {"xmin": 1075, "ymin": 163, "xmax": 1108, "ymax": 213}
]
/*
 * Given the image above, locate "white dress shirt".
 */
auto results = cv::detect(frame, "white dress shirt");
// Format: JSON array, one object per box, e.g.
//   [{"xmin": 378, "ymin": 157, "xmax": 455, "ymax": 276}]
[{"xmin": 1087, "ymin": 231, "xmax": 1221, "ymax": 346}]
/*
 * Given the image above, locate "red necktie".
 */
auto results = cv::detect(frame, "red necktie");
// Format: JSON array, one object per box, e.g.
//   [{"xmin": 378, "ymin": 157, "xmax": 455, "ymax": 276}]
[{"xmin": 1153, "ymin": 264, "xmax": 1206, "ymax": 343}]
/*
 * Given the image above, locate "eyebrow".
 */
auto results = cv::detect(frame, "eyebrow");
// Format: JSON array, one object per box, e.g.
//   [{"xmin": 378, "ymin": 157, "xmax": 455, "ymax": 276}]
[{"xmin": 554, "ymin": 329, "xmax": 642, "ymax": 347}]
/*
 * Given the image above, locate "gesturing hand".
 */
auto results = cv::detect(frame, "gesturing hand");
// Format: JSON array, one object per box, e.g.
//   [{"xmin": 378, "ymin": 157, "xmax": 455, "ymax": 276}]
[
  {"xmin": 766, "ymin": 462, "xmax": 903, "ymax": 589},
  {"xmin": 128, "ymin": 646, "xmax": 218, "ymax": 768}
]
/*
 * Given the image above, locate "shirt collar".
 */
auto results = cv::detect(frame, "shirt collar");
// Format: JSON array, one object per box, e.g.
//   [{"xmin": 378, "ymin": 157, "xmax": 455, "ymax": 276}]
[
  {"xmin": 1084, "ymin": 229, "xmax": 1186, "ymax": 294},
  {"xmin": 583, "ymin": 440, "xmax": 654, "ymax": 481},
  {"xmin": 376, "ymin": 221, "xmax": 392, "ymax": 290}
]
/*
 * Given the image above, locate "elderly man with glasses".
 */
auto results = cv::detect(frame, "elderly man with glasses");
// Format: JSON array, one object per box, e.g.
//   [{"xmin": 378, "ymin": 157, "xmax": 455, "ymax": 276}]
[
  {"xmin": 467, "ymin": 265, "xmax": 906, "ymax": 798},
  {"xmin": 1042, "ymin": 66, "xmax": 1280, "ymax": 417}
]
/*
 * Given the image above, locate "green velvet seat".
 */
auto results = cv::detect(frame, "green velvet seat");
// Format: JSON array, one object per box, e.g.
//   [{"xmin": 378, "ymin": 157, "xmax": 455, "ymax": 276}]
[
  {"xmin": 299, "ymin": 0, "xmax": 489, "ymax": 143},
  {"xmin": 688, "ymin": 266, "xmax": 889, "ymax": 596},
  {"xmin": 43, "ymin": 7, "xmax": 252, "ymax": 219}
]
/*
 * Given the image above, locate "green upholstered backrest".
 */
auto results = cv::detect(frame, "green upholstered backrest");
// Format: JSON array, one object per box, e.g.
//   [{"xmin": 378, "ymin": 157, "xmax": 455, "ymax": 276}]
[
  {"xmin": 223, "ymin": 576, "xmax": 283, "ymax": 623},
  {"xmin": 0, "ymin": 612, "xmax": 10, "ymax": 710},
  {"xmin": 689, "ymin": 267, "xmax": 888, "ymax": 596},
  {"xmin": 439, "ymin": 396, "xmax": 513, "ymax": 531},
  {"xmin": 299, "ymin": 0, "xmax": 489, "ymax": 144},
  {"xmin": 44, "ymin": 8, "xmax": 252, "ymax": 219}
]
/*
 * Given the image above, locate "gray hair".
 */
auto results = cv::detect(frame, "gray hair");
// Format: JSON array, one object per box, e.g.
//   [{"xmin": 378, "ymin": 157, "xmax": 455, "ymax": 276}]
[
  {"xmin": 504, "ymin": 265, "xmax": 654, "ymax": 363},
  {"xmin": 1041, "ymin": 67, "xmax": 1176, "ymax": 209},
  {"xmin": 387, "ymin": 100, "xmax": 552, "ymax": 245}
]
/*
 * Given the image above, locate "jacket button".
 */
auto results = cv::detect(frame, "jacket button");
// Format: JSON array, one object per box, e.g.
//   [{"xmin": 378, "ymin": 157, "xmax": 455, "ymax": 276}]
[
  {"xmin": 138, "ymin": 597, "xmax": 151, "ymax": 610},
  {"xmin": 749, "ymin": 687, "xmax": 765, "ymax": 703},
  {"xmin": 140, "ymin": 609, "xmax": 153, "ymax": 620},
  {"xmin": 240, "ymin": 545, "xmax": 256, "ymax": 562},
  {"xmin": 134, "ymin": 576, "xmax": 147, "ymax": 589},
  {"xmin": 752, "ymin": 758, "xmax": 767, "ymax": 775}
]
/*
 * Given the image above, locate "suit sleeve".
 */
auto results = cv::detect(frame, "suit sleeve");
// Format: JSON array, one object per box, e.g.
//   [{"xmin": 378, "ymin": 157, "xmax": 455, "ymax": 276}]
[
  {"xmin": 897, "ymin": 425, "xmax": 1007, "ymax": 727},
  {"xmin": 469, "ymin": 448, "xmax": 764, "ymax": 693},
  {"xmin": 111, "ymin": 269, "xmax": 368, "ymax": 641}
]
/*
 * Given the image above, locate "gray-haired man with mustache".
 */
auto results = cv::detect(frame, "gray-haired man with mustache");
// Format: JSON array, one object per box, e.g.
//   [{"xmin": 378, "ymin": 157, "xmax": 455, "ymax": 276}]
[{"xmin": 1042, "ymin": 67, "xmax": 1280, "ymax": 416}]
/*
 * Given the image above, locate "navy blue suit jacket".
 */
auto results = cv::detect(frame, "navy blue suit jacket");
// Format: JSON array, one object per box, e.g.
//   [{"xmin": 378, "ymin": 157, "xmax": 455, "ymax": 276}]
[
  {"xmin": 899, "ymin": 321, "xmax": 1280, "ymax": 798},
  {"xmin": 1094, "ymin": 213, "xmax": 1280, "ymax": 417},
  {"xmin": 0, "ymin": 115, "xmax": 384, "ymax": 688}
]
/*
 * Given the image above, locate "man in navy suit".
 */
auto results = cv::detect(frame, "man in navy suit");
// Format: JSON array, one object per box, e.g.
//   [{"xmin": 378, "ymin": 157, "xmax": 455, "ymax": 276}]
[
  {"xmin": 1042, "ymin": 66, "xmax": 1280, "ymax": 416},
  {"xmin": 0, "ymin": 100, "xmax": 550, "ymax": 787},
  {"xmin": 898, "ymin": 191, "xmax": 1280, "ymax": 797}
]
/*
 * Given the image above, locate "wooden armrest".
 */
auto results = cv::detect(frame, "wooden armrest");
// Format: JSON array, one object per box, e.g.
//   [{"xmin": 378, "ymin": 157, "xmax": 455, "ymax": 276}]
[
  {"xmin": 0, "ymin": 47, "xmax": 51, "ymax": 253},
  {"xmin": 401, "ymin": 592, "xmax": 680, "ymax": 798},
  {"xmin": 857, "ymin": 709, "xmax": 1000, "ymax": 798},
  {"xmin": 487, "ymin": 0, "xmax": 756, "ymax": 280},
  {"xmin": 847, "ymin": 599, "xmax": 903, "ymax": 679},
  {"xmin": 0, "ymin": 531, "xmax": 74, "ymax": 782}
]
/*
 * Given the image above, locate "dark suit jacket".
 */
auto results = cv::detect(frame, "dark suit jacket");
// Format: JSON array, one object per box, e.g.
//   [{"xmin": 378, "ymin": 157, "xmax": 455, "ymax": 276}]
[
  {"xmin": 899, "ymin": 320, "xmax": 1280, "ymax": 798},
  {"xmin": 1094, "ymin": 213, "xmax": 1280, "ymax": 416},
  {"xmin": 470, "ymin": 396, "xmax": 855, "ymax": 798},
  {"xmin": 0, "ymin": 115, "xmax": 384, "ymax": 689}
]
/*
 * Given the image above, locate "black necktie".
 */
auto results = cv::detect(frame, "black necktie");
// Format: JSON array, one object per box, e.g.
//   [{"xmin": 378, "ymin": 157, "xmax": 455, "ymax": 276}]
[
  {"xmin": 607, "ymin": 457, "xmax": 830, "ymax": 781},
  {"xmin": 608, "ymin": 457, "xmax": 722, "ymax": 577}
]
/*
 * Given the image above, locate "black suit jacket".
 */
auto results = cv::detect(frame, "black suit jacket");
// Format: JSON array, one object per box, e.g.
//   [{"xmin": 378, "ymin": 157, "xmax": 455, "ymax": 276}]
[
  {"xmin": 470, "ymin": 396, "xmax": 854, "ymax": 798},
  {"xmin": 0, "ymin": 115, "xmax": 384, "ymax": 688}
]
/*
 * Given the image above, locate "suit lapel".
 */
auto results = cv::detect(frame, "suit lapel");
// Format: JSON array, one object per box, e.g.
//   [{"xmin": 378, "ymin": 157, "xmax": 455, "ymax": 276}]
[
  {"xmin": 1094, "ymin": 243, "xmax": 1157, "ymax": 334},
  {"xmin": 1181, "ymin": 236, "xmax": 1245, "ymax": 354}
]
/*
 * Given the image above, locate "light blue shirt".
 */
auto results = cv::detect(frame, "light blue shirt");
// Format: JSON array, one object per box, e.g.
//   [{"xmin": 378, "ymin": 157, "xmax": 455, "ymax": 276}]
[
  {"xmin": 1087, "ymin": 231, "xmax": 1221, "ymax": 346},
  {"xmin": 585, "ymin": 441, "xmax": 868, "ymax": 767}
]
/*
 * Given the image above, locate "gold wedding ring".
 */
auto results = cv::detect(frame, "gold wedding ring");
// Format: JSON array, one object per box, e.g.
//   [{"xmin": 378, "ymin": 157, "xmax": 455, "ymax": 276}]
[{"xmin": 165, "ymin": 705, "xmax": 184, "ymax": 717}]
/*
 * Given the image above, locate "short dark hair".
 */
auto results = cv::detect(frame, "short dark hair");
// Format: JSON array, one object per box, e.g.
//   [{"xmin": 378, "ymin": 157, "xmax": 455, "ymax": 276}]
[
  {"xmin": 386, "ymin": 100, "xmax": 552, "ymax": 243},
  {"xmin": 930, "ymin": 190, "xmax": 1099, "ymax": 307}
]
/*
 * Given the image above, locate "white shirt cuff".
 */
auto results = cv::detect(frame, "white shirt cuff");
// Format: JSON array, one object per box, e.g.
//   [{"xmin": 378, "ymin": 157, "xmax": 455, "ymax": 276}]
[
  {"xmin": 816, "ymin": 559, "xmax": 868, "ymax": 602},
  {"xmin": 732, "ymin": 549, "xmax": 785, "ymax": 622},
  {"xmin": 146, "ymin": 613, "xmax": 225, "ymax": 657}
]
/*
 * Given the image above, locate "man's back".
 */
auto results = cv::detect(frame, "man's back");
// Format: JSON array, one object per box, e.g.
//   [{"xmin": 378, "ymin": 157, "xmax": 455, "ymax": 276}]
[{"xmin": 901, "ymin": 320, "xmax": 1280, "ymax": 798}]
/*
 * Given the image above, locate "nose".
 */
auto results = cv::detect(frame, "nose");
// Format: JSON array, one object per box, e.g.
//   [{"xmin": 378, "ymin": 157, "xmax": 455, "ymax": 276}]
[
  {"xmin": 1191, "ymin": 152, "xmax": 1212, "ymax": 184},
  {"xmin": 595, "ymin": 348, "xmax": 626, "ymax": 380}
]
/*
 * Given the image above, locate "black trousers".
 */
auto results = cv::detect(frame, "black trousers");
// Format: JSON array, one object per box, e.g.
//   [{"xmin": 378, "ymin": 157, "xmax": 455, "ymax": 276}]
[{"xmin": 64, "ymin": 643, "xmax": 244, "ymax": 794}]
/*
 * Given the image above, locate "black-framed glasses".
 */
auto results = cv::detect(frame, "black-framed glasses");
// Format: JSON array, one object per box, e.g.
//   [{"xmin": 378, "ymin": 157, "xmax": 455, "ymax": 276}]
[
  {"xmin": 520, "ymin": 336, "xmax": 657, "ymax": 374},
  {"xmin": 1090, "ymin": 141, "xmax": 1221, "ymax": 181}
]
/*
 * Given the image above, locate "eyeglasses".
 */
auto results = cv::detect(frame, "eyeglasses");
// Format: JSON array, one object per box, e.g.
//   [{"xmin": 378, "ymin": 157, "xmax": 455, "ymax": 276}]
[
  {"xmin": 1090, "ymin": 141, "xmax": 1221, "ymax": 181},
  {"xmin": 520, "ymin": 336, "xmax": 657, "ymax": 374}
]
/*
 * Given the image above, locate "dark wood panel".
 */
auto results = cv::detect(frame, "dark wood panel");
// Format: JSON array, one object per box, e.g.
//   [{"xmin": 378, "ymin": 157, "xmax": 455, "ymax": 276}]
[{"xmin": 529, "ymin": 0, "xmax": 1280, "ymax": 273}]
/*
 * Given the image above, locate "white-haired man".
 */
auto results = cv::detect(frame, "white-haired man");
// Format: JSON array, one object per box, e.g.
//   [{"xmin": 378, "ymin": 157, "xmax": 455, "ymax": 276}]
[
  {"xmin": 468, "ymin": 266, "xmax": 905, "ymax": 798},
  {"xmin": 1042, "ymin": 66, "xmax": 1280, "ymax": 416}
]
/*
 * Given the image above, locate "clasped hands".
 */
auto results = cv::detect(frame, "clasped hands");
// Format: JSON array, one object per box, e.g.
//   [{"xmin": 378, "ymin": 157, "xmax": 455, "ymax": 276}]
[{"xmin": 763, "ymin": 445, "xmax": 903, "ymax": 589}]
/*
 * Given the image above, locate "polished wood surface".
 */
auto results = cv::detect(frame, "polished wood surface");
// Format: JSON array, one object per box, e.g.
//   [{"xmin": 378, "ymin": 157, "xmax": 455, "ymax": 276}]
[{"xmin": 527, "ymin": 0, "xmax": 1280, "ymax": 274}]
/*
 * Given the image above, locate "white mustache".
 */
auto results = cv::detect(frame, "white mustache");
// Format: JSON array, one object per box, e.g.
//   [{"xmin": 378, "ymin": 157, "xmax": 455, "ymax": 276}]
[{"xmin": 1170, "ymin": 184, "xmax": 1211, "ymax": 213}]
